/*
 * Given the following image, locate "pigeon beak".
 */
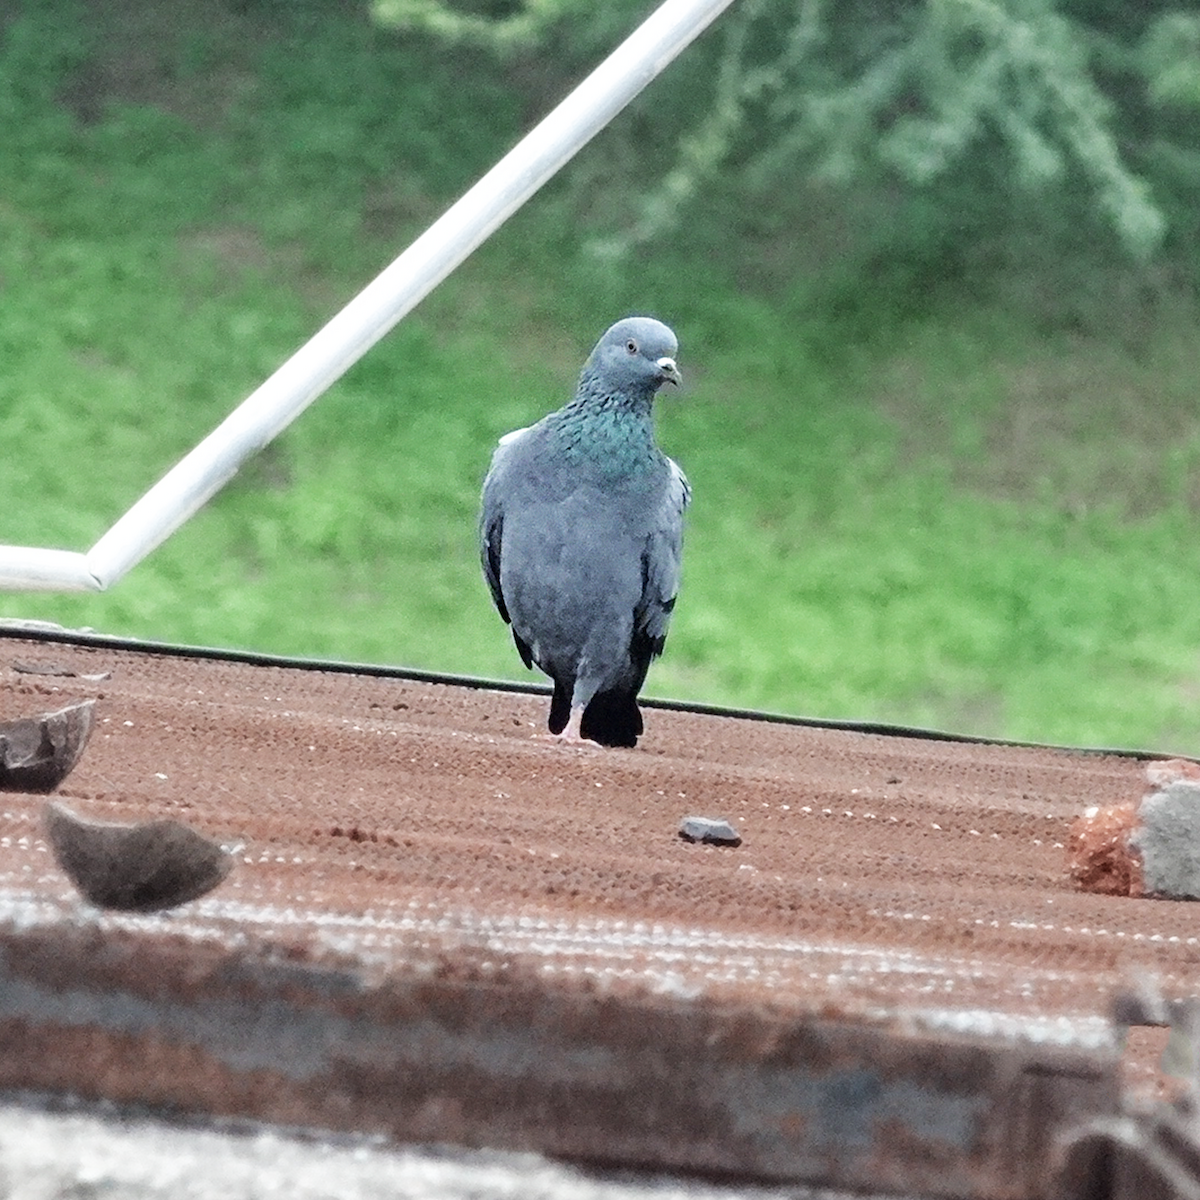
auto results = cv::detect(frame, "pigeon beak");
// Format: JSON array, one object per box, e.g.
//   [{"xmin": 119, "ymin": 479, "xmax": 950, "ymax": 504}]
[{"xmin": 657, "ymin": 357, "xmax": 681, "ymax": 386}]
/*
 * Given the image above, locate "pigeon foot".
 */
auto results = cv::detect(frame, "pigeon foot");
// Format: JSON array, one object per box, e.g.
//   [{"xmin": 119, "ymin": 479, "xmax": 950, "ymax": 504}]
[{"xmin": 535, "ymin": 708, "xmax": 599, "ymax": 750}]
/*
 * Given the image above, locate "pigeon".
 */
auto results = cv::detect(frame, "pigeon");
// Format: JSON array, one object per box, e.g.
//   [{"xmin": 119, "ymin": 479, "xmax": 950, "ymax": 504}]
[{"xmin": 480, "ymin": 317, "xmax": 690, "ymax": 748}]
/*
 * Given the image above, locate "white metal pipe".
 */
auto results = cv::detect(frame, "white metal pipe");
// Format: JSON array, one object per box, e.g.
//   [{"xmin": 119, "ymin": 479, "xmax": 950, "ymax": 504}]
[
  {"xmin": 62, "ymin": 0, "xmax": 736, "ymax": 591},
  {"xmin": 0, "ymin": 546, "xmax": 99, "ymax": 591}
]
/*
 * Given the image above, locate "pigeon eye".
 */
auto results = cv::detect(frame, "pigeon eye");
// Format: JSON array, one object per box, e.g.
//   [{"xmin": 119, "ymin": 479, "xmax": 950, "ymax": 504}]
[{"xmin": 625, "ymin": 339, "xmax": 638, "ymax": 355}]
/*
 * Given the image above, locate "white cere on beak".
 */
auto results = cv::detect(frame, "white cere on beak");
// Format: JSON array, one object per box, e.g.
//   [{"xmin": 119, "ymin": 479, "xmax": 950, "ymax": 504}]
[{"xmin": 657, "ymin": 356, "xmax": 680, "ymax": 383}]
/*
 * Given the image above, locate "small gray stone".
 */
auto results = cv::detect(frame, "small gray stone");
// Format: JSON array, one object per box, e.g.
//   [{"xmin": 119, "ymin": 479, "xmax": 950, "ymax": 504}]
[
  {"xmin": 678, "ymin": 816, "xmax": 741, "ymax": 846},
  {"xmin": 1130, "ymin": 781, "xmax": 1200, "ymax": 899}
]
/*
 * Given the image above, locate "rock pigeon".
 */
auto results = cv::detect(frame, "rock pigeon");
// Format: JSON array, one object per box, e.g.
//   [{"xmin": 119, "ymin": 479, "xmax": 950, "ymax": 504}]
[{"xmin": 480, "ymin": 317, "xmax": 690, "ymax": 747}]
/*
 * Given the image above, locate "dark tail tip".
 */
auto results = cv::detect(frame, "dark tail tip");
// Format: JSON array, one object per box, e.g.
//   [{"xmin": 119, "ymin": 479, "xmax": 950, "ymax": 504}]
[{"xmin": 580, "ymin": 690, "xmax": 643, "ymax": 748}]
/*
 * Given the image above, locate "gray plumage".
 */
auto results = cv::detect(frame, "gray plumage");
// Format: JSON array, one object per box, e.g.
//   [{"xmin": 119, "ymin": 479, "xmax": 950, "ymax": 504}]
[{"xmin": 480, "ymin": 317, "xmax": 690, "ymax": 747}]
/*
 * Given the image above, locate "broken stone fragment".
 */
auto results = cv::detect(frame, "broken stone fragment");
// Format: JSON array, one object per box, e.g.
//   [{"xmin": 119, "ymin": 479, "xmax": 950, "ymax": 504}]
[
  {"xmin": 678, "ymin": 815, "xmax": 741, "ymax": 846},
  {"xmin": 1068, "ymin": 760, "xmax": 1200, "ymax": 899},
  {"xmin": 44, "ymin": 800, "xmax": 234, "ymax": 912},
  {"xmin": 0, "ymin": 698, "xmax": 95, "ymax": 792}
]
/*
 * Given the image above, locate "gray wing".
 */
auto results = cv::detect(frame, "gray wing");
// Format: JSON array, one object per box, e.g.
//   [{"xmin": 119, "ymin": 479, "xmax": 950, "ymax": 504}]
[
  {"xmin": 479, "ymin": 427, "xmax": 531, "ymax": 627},
  {"xmin": 632, "ymin": 457, "xmax": 691, "ymax": 662}
]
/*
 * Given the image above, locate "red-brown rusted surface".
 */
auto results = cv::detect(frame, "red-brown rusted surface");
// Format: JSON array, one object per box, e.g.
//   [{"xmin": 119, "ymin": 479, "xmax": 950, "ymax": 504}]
[
  {"xmin": 1068, "ymin": 802, "xmax": 1145, "ymax": 897},
  {"xmin": 0, "ymin": 633, "xmax": 1197, "ymax": 1197}
]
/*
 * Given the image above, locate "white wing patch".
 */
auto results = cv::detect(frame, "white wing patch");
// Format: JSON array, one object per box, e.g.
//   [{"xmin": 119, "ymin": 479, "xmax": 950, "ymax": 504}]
[
  {"xmin": 498, "ymin": 425, "xmax": 531, "ymax": 447},
  {"xmin": 667, "ymin": 456, "xmax": 691, "ymax": 510}
]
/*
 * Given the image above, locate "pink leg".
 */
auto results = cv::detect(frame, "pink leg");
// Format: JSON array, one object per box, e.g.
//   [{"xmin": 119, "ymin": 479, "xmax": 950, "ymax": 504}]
[
  {"xmin": 534, "ymin": 706, "xmax": 595, "ymax": 748},
  {"xmin": 558, "ymin": 706, "xmax": 586, "ymax": 743}
]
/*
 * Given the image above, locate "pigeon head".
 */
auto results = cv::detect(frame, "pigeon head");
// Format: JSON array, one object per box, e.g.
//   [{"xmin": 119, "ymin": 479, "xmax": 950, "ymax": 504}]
[{"xmin": 581, "ymin": 317, "xmax": 681, "ymax": 400}]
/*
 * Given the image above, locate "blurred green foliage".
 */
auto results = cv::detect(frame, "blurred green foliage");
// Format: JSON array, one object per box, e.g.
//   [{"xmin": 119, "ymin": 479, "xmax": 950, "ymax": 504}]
[
  {"xmin": 375, "ymin": 0, "xmax": 1200, "ymax": 271},
  {"xmin": 1, "ymin": 0, "xmax": 1200, "ymax": 752}
]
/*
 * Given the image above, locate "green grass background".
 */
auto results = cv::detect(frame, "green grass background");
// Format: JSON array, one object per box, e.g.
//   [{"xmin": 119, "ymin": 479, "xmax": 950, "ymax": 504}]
[{"xmin": 3, "ymin": 1, "xmax": 1200, "ymax": 751}]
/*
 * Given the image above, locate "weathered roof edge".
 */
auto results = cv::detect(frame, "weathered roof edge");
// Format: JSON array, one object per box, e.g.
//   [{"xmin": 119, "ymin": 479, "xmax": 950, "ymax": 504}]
[{"xmin": 0, "ymin": 621, "xmax": 1181, "ymax": 763}]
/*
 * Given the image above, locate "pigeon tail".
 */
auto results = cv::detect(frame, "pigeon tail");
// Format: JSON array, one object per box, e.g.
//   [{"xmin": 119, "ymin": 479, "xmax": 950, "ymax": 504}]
[{"xmin": 580, "ymin": 688, "xmax": 643, "ymax": 748}]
